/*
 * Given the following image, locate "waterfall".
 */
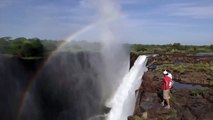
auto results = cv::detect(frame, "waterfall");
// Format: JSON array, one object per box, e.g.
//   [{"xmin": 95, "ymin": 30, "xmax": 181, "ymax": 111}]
[{"xmin": 106, "ymin": 55, "xmax": 147, "ymax": 120}]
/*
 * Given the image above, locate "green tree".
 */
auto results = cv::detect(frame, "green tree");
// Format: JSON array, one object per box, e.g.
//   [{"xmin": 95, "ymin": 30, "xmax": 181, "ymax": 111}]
[
  {"xmin": 31, "ymin": 39, "xmax": 44, "ymax": 56},
  {"xmin": 0, "ymin": 37, "xmax": 10, "ymax": 53},
  {"xmin": 9, "ymin": 37, "xmax": 25, "ymax": 55},
  {"xmin": 20, "ymin": 42, "xmax": 34, "ymax": 57},
  {"xmin": 10, "ymin": 37, "xmax": 44, "ymax": 57},
  {"xmin": 210, "ymin": 44, "xmax": 213, "ymax": 50},
  {"xmin": 0, "ymin": 37, "xmax": 12, "ymax": 41}
]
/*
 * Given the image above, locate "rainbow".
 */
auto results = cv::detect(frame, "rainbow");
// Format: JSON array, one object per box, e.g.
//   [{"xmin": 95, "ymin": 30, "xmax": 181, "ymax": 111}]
[
  {"xmin": 16, "ymin": 15, "xmax": 119, "ymax": 119},
  {"xmin": 16, "ymin": 24, "xmax": 94, "ymax": 120}
]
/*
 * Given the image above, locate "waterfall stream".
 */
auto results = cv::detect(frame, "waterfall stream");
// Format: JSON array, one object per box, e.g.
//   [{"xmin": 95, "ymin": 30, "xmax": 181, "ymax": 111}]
[{"xmin": 106, "ymin": 55, "xmax": 147, "ymax": 120}]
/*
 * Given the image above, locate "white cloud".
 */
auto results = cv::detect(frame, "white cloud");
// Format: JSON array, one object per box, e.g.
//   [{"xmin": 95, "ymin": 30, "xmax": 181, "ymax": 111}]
[
  {"xmin": 173, "ymin": 6, "xmax": 213, "ymax": 18},
  {"xmin": 0, "ymin": 0, "xmax": 96, "ymax": 39},
  {"xmin": 120, "ymin": 0, "xmax": 146, "ymax": 5},
  {"xmin": 27, "ymin": 0, "xmax": 96, "ymax": 25},
  {"xmin": 164, "ymin": 3, "xmax": 213, "ymax": 19}
]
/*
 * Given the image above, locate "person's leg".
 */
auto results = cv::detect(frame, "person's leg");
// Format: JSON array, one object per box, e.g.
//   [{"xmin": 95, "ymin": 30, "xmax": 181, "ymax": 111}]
[
  {"xmin": 161, "ymin": 100, "xmax": 165, "ymax": 106},
  {"xmin": 164, "ymin": 90, "xmax": 170, "ymax": 109},
  {"xmin": 165, "ymin": 99, "xmax": 170, "ymax": 109}
]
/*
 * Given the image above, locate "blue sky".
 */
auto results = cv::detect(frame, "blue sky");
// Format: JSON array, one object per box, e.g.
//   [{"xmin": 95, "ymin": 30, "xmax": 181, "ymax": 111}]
[{"xmin": 0, "ymin": 0, "xmax": 213, "ymax": 45}]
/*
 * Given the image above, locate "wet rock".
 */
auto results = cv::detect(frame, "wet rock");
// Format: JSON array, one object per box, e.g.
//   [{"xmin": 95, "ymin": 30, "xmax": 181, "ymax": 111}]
[
  {"xmin": 181, "ymin": 108, "xmax": 196, "ymax": 120},
  {"xmin": 204, "ymin": 90, "xmax": 213, "ymax": 102},
  {"xmin": 140, "ymin": 93, "xmax": 158, "ymax": 111},
  {"xmin": 201, "ymin": 112, "xmax": 213, "ymax": 120},
  {"xmin": 187, "ymin": 101, "xmax": 211, "ymax": 118},
  {"xmin": 127, "ymin": 116, "xmax": 133, "ymax": 120},
  {"xmin": 141, "ymin": 72, "xmax": 161, "ymax": 92}
]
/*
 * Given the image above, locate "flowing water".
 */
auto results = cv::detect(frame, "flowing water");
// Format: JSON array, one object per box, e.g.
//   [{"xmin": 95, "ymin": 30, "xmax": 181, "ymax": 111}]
[
  {"xmin": 87, "ymin": 55, "xmax": 148, "ymax": 120},
  {"xmin": 106, "ymin": 55, "xmax": 147, "ymax": 120}
]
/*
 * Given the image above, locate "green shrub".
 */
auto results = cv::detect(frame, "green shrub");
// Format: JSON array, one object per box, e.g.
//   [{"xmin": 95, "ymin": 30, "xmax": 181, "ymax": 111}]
[
  {"xmin": 133, "ymin": 116, "xmax": 142, "ymax": 120},
  {"xmin": 190, "ymin": 89, "xmax": 209, "ymax": 96}
]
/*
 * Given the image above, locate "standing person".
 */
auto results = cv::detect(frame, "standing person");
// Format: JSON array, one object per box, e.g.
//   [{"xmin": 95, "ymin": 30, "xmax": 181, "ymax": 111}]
[{"xmin": 161, "ymin": 70, "xmax": 172, "ymax": 109}]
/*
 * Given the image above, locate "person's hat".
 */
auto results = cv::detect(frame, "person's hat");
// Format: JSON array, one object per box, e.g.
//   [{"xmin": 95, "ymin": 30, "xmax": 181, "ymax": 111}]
[{"xmin": 163, "ymin": 70, "xmax": 168, "ymax": 75}]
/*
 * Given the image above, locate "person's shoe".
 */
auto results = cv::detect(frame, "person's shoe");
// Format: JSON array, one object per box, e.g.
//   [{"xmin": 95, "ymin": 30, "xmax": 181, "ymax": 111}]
[
  {"xmin": 161, "ymin": 101, "xmax": 165, "ymax": 106},
  {"xmin": 164, "ymin": 105, "xmax": 170, "ymax": 109}
]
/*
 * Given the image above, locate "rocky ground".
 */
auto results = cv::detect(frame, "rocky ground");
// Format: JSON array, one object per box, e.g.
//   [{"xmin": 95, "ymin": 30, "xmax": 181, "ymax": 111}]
[
  {"xmin": 128, "ymin": 54, "xmax": 213, "ymax": 120},
  {"xmin": 148, "ymin": 54, "xmax": 213, "ymax": 86}
]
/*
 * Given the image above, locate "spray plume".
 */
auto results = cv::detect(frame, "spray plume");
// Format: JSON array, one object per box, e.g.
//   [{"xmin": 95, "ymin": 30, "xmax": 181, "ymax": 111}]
[{"xmin": 17, "ymin": 0, "xmax": 131, "ymax": 120}]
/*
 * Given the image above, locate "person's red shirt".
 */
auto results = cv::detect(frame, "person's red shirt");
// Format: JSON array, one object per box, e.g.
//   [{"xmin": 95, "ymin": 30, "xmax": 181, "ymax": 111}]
[{"xmin": 163, "ymin": 76, "xmax": 171, "ymax": 90}]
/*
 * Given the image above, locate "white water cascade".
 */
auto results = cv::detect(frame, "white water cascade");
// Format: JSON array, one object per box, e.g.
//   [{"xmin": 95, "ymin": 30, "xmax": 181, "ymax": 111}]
[{"xmin": 106, "ymin": 55, "xmax": 148, "ymax": 120}]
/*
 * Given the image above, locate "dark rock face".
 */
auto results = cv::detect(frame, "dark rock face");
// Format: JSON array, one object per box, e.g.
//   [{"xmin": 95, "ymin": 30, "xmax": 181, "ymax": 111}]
[
  {"xmin": 0, "ymin": 56, "xmax": 43, "ymax": 120},
  {"xmin": 130, "ymin": 53, "xmax": 137, "ymax": 69},
  {"xmin": 21, "ymin": 52, "xmax": 105, "ymax": 120},
  {"xmin": 0, "ymin": 52, "xmax": 105, "ymax": 120}
]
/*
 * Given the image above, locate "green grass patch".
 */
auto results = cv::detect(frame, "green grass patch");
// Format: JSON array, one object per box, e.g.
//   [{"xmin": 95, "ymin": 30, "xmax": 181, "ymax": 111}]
[
  {"xmin": 155, "ymin": 63, "xmax": 213, "ymax": 73},
  {"xmin": 130, "ymin": 44, "xmax": 213, "ymax": 54},
  {"xmin": 133, "ymin": 115, "xmax": 142, "ymax": 120},
  {"xmin": 190, "ymin": 89, "xmax": 209, "ymax": 96},
  {"xmin": 170, "ymin": 93, "xmax": 176, "ymax": 102},
  {"xmin": 165, "ymin": 108, "xmax": 177, "ymax": 119}
]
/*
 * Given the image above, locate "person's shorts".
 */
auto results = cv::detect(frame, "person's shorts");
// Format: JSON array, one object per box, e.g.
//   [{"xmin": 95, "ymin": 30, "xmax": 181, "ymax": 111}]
[{"xmin": 163, "ymin": 90, "xmax": 170, "ymax": 99}]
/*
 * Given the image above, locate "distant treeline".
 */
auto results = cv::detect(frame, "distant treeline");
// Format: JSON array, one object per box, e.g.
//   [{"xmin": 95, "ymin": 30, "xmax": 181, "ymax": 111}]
[
  {"xmin": 0, "ymin": 37, "xmax": 101, "ymax": 58},
  {"xmin": 130, "ymin": 43, "xmax": 213, "ymax": 54},
  {"xmin": 0, "ymin": 37, "xmax": 213, "ymax": 57},
  {"xmin": 0, "ymin": 37, "xmax": 62, "ymax": 58}
]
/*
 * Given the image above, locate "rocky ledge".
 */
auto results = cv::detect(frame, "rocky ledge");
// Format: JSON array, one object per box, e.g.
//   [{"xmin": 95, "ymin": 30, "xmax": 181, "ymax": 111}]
[{"xmin": 128, "ymin": 54, "xmax": 213, "ymax": 120}]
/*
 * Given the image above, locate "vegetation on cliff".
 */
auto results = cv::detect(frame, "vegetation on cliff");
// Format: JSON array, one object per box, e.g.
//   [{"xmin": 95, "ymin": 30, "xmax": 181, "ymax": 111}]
[
  {"xmin": 0, "ymin": 37, "xmax": 102, "ymax": 58},
  {"xmin": 146, "ymin": 54, "xmax": 213, "ymax": 86},
  {"xmin": 131, "ymin": 43, "xmax": 213, "ymax": 54},
  {"xmin": 0, "ymin": 37, "xmax": 62, "ymax": 58}
]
